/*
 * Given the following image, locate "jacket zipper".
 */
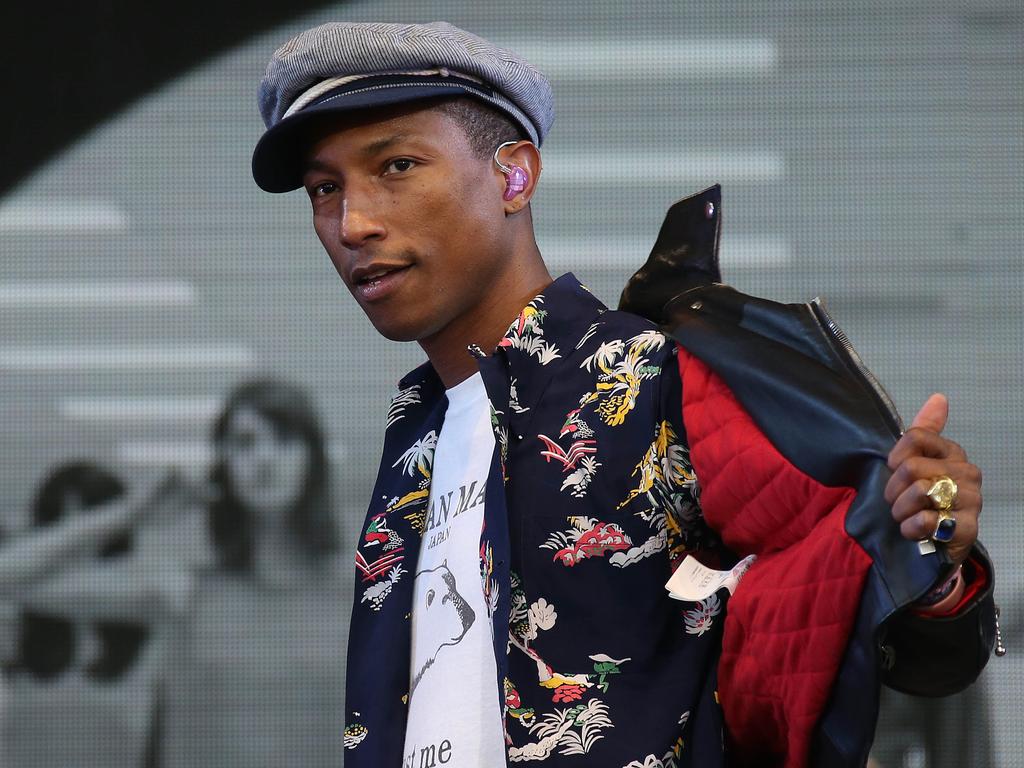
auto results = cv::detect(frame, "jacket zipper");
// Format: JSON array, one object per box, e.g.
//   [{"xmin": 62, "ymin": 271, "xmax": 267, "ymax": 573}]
[
  {"xmin": 995, "ymin": 606, "xmax": 1007, "ymax": 656},
  {"xmin": 808, "ymin": 298, "xmax": 905, "ymax": 439}
]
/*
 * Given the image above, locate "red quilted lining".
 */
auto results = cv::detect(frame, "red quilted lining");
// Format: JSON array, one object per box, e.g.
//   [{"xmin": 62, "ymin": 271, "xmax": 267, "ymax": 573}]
[{"xmin": 678, "ymin": 348, "xmax": 873, "ymax": 767}]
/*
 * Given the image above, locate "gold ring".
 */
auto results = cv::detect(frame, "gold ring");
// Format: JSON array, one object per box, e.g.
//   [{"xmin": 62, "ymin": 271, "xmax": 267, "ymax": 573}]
[{"xmin": 926, "ymin": 476, "xmax": 958, "ymax": 512}]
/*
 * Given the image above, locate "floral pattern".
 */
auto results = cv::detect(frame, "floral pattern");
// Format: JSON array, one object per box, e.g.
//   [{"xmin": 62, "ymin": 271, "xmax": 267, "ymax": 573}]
[
  {"xmin": 359, "ymin": 564, "xmax": 405, "ymax": 611},
  {"xmin": 500, "ymin": 296, "xmax": 563, "ymax": 365},
  {"xmin": 509, "ymin": 699, "xmax": 613, "ymax": 762},
  {"xmin": 385, "ymin": 384, "xmax": 421, "ymax": 430},
  {"xmin": 683, "ymin": 594, "xmax": 722, "ymax": 637},
  {"xmin": 343, "ymin": 723, "xmax": 368, "ymax": 750},
  {"xmin": 536, "ymin": 403, "xmax": 604, "ymax": 497},
  {"xmin": 510, "ymin": 377, "xmax": 531, "ymax": 414},
  {"xmin": 480, "ymin": 538, "xmax": 500, "ymax": 619},
  {"xmin": 506, "ymin": 572, "xmax": 631, "ymax": 760},
  {"xmin": 541, "ymin": 517, "xmax": 632, "ymax": 566},
  {"xmin": 610, "ymin": 420, "xmax": 702, "ymax": 568},
  {"xmin": 389, "ymin": 430, "xmax": 437, "ymax": 535},
  {"xmin": 579, "ymin": 331, "xmax": 666, "ymax": 426}
]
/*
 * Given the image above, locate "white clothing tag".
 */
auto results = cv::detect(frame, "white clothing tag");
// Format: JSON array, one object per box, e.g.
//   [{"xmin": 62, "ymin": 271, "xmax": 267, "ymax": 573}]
[{"xmin": 665, "ymin": 554, "xmax": 757, "ymax": 601}]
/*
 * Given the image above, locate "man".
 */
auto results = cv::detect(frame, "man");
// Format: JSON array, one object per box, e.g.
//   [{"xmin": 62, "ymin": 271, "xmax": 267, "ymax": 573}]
[{"xmin": 250, "ymin": 22, "xmax": 997, "ymax": 768}]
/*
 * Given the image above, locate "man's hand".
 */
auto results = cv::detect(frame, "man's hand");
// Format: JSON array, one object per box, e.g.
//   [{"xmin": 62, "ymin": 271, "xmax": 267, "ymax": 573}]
[{"xmin": 884, "ymin": 393, "xmax": 981, "ymax": 566}]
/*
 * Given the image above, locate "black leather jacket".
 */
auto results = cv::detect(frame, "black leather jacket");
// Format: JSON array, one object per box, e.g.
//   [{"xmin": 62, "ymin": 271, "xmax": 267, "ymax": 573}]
[{"xmin": 619, "ymin": 184, "xmax": 997, "ymax": 767}]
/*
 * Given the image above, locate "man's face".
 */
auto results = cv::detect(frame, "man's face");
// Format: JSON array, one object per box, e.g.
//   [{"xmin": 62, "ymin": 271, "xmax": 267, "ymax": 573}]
[{"xmin": 301, "ymin": 104, "xmax": 512, "ymax": 343}]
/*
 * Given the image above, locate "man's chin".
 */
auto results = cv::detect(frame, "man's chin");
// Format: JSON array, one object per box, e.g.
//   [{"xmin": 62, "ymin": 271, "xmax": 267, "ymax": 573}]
[
  {"xmin": 376, "ymin": 327, "xmax": 421, "ymax": 343},
  {"xmin": 368, "ymin": 317, "xmax": 436, "ymax": 344}
]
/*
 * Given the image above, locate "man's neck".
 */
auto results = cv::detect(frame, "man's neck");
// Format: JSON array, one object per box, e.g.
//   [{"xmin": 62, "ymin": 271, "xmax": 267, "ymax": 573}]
[{"xmin": 420, "ymin": 256, "xmax": 552, "ymax": 389}]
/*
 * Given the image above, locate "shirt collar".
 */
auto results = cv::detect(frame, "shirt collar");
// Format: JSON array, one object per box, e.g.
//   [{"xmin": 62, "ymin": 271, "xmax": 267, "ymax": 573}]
[
  {"xmin": 497, "ymin": 272, "xmax": 606, "ymax": 355},
  {"xmin": 397, "ymin": 272, "xmax": 608, "ymax": 406}
]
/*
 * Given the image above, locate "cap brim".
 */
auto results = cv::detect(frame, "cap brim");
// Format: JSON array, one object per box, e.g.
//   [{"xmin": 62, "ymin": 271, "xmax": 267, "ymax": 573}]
[{"xmin": 253, "ymin": 81, "xmax": 532, "ymax": 193}]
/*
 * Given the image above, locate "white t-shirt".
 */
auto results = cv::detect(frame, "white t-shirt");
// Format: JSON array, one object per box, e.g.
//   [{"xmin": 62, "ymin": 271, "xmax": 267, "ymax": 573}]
[{"xmin": 402, "ymin": 373, "xmax": 505, "ymax": 768}]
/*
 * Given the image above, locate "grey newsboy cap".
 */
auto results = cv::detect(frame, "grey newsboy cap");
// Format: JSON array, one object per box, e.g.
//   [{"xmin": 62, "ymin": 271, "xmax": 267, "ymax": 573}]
[{"xmin": 252, "ymin": 21, "xmax": 554, "ymax": 193}]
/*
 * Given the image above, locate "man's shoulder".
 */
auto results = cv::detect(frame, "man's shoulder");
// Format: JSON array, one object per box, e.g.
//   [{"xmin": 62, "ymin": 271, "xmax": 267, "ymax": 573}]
[
  {"xmin": 590, "ymin": 307, "xmax": 662, "ymax": 335},
  {"xmin": 534, "ymin": 306, "xmax": 678, "ymax": 419},
  {"xmin": 568, "ymin": 307, "xmax": 675, "ymax": 363}
]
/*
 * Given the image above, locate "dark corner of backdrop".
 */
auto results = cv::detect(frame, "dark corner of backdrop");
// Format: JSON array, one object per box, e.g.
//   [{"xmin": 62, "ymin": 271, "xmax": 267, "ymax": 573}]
[{"xmin": 0, "ymin": 0, "xmax": 343, "ymax": 197}]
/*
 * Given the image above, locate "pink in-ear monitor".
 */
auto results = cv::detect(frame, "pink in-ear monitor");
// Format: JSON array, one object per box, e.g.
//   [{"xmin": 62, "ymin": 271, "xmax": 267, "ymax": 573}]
[
  {"xmin": 502, "ymin": 166, "xmax": 528, "ymax": 201},
  {"xmin": 493, "ymin": 141, "xmax": 529, "ymax": 201}
]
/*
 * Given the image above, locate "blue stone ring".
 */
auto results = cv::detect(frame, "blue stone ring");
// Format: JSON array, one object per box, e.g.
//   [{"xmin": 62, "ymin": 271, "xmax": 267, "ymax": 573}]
[
  {"xmin": 927, "ymin": 476, "xmax": 958, "ymax": 544},
  {"xmin": 932, "ymin": 510, "xmax": 957, "ymax": 543}
]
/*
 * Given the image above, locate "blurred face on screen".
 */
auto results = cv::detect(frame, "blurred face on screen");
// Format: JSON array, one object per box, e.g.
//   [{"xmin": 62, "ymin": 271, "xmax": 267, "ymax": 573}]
[
  {"xmin": 221, "ymin": 406, "xmax": 311, "ymax": 522},
  {"xmin": 301, "ymin": 103, "xmax": 515, "ymax": 343}
]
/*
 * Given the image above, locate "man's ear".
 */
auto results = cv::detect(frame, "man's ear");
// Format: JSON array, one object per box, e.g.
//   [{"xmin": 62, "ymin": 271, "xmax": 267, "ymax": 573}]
[{"xmin": 494, "ymin": 141, "xmax": 542, "ymax": 214}]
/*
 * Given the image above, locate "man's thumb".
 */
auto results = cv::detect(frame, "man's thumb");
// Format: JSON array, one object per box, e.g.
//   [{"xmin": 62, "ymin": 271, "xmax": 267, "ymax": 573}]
[{"xmin": 910, "ymin": 392, "xmax": 949, "ymax": 433}]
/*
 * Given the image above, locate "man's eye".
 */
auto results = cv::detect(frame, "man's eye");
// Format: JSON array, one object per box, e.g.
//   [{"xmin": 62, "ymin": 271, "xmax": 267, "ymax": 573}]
[
  {"xmin": 312, "ymin": 182, "xmax": 337, "ymax": 197},
  {"xmin": 384, "ymin": 158, "xmax": 416, "ymax": 175}
]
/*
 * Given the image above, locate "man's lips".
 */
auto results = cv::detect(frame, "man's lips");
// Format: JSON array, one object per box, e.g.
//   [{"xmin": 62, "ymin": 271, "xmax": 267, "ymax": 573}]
[{"xmin": 350, "ymin": 263, "xmax": 413, "ymax": 302}]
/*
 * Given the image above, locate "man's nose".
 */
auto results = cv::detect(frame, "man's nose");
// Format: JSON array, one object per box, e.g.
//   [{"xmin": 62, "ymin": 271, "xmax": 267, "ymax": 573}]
[{"xmin": 339, "ymin": 192, "xmax": 386, "ymax": 250}]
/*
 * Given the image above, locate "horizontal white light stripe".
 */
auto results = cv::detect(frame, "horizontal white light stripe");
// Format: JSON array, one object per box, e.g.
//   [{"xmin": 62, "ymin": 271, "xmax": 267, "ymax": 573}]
[
  {"xmin": 0, "ymin": 345, "xmax": 254, "ymax": 370},
  {"xmin": 0, "ymin": 200, "xmax": 129, "ymax": 233},
  {"xmin": 510, "ymin": 39, "xmax": 777, "ymax": 78},
  {"xmin": 0, "ymin": 281, "xmax": 195, "ymax": 307},
  {"xmin": 117, "ymin": 441, "xmax": 212, "ymax": 467},
  {"xmin": 721, "ymin": 236, "xmax": 792, "ymax": 267},
  {"xmin": 116, "ymin": 441, "xmax": 349, "ymax": 466},
  {"xmin": 541, "ymin": 152, "xmax": 785, "ymax": 184},
  {"xmin": 540, "ymin": 235, "xmax": 792, "ymax": 268},
  {"xmin": 61, "ymin": 396, "xmax": 221, "ymax": 422}
]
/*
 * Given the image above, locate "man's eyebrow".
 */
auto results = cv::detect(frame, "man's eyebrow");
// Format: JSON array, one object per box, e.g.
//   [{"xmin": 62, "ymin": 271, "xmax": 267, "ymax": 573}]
[
  {"xmin": 302, "ymin": 133, "xmax": 415, "ymax": 178},
  {"xmin": 303, "ymin": 157, "xmax": 336, "ymax": 176},
  {"xmin": 360, "ymin": 133, "xmax": 411, "ymax": 157}
]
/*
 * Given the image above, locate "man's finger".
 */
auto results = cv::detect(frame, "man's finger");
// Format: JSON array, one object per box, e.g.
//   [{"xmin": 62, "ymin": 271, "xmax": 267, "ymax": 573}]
[
  {"xmin": 887, "ymin": 429, "xmax": 967, "ymax": 470},
  {"xmin": 883, "ymin": 456, "xmax": 977, "ymax": 505},
  {"xmin": 890, "ymin": 483, "xmax": 981, "ymax": 525},
  {"xmin": 909, "ymin": 392, "xmax": 949, "ymax": 434},
  {"xmin": 898, "ymin": 507, "xmax": 978, "ymax": 560}
]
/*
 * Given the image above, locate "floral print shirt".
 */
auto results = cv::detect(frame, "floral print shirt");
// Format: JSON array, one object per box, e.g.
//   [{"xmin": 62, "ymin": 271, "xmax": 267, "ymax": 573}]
[{"xmin": 344, "ymin": 274, "xmax": 729, "ymax": 768}]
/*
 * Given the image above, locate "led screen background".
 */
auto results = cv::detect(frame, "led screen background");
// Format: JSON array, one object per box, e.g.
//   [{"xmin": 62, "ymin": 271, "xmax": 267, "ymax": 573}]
[{"xmin": 0, "ymin": 1, "xmax": 1020, "ymax": 765}]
